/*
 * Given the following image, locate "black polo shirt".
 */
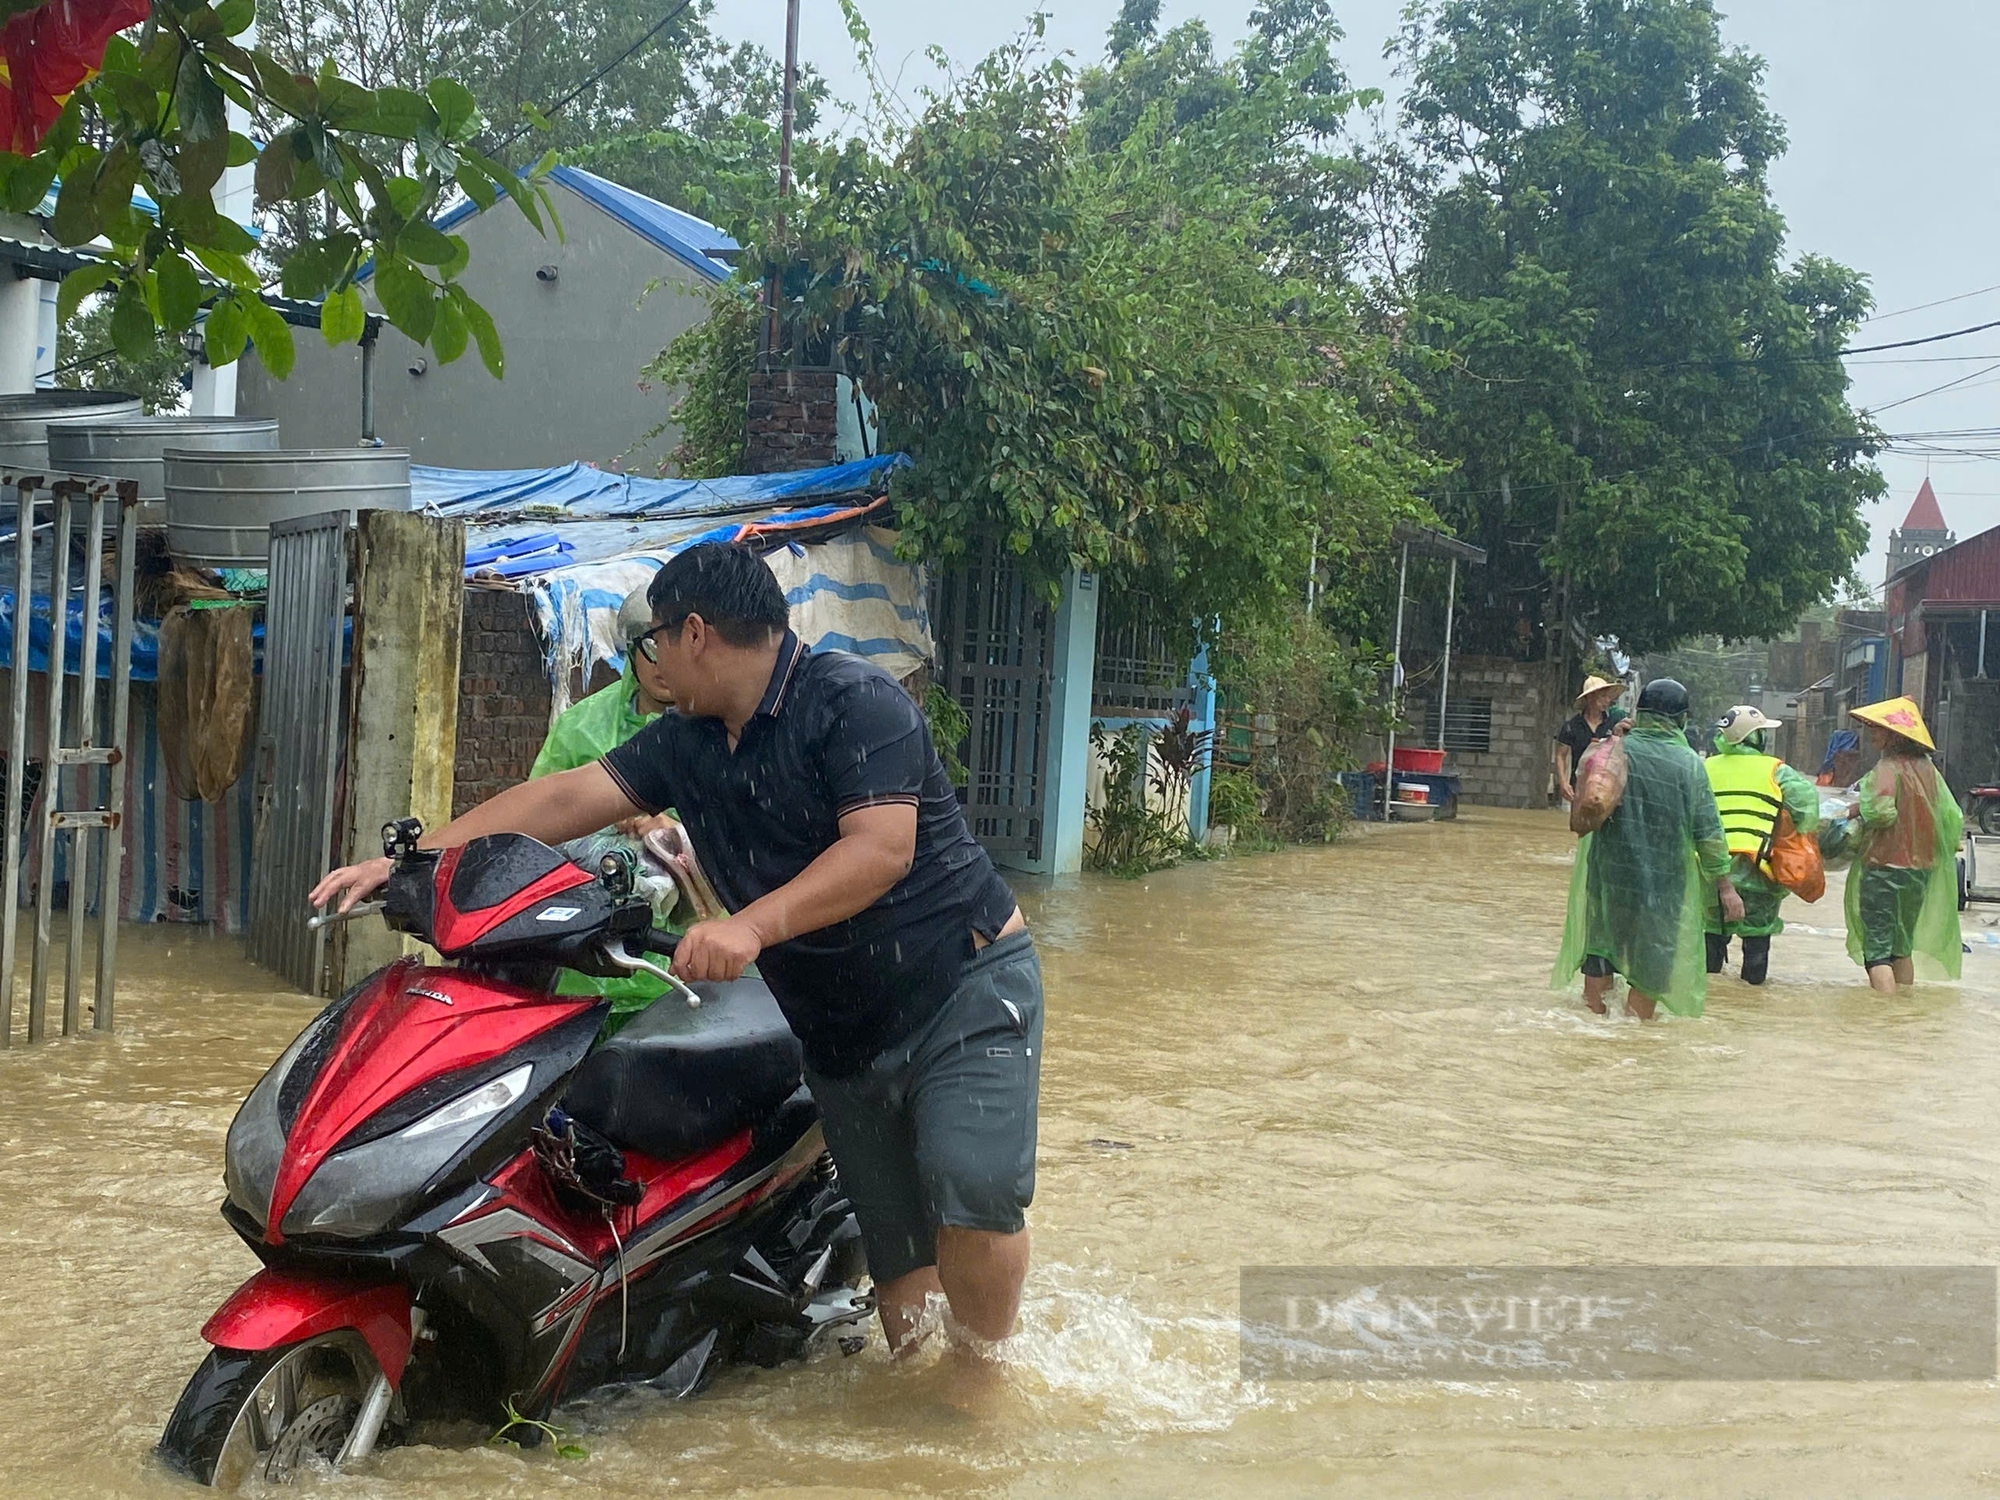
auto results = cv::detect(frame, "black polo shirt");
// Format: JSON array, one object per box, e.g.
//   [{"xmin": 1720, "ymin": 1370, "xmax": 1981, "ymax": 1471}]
[
  {"xmin": 1554, "ymin": 708, "xmax": 1624, "ymax": 769},
  {"xmin": 600, "ymin": 631, "xmax": 1018, "ymax": 1076}
]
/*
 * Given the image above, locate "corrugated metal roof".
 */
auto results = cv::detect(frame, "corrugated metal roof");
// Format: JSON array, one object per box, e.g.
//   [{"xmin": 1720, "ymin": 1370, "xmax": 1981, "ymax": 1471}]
[{"xmin": 1885, "ymin": 521, "xmax": 2000, "ymax": 658}]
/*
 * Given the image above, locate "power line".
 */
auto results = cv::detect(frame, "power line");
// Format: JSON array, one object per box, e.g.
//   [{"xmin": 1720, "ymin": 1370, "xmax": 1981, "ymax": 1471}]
[
  {"xmin": 1868, "ymin": 361, "xmax": 2000, "ymax": 415},
  {"xmin": 1842, "ymin": 319, "xmax": 2000, "ymax": 358},
  {"xmin": 1863, "ymin": 282, "xmax": 2000, "ymax": 325},
  {"xmin": 492, "ymin": 0, "xmax": 701, "ymax": 151},
  {"xmin": 1846, "ymin": 353, "xmax": 2000, "ymax": 366},
  {"xmin": 1447, "ymin": 318, "xmax": 2000, "ymax": 386},
  {"xmin": 1635, "ymin": 318, "xmax": 2000, "ymax": 372}
]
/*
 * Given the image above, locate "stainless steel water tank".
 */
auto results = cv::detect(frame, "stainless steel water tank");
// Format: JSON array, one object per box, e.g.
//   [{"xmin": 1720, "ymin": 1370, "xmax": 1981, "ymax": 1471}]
[
  {"xmin": 162, "ymin": 448, "xmax": 414, "ymax": 569},
  {"xmin": 48, "ymin": 415, "xmax": 281, "ymax": 500},
  {"xmin": 0, "ymin": 391, "xmax": 143, "ymax": 477}
]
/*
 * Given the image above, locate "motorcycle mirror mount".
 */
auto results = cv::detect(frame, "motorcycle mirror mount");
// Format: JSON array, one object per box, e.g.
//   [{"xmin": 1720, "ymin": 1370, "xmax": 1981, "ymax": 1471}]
[
  {"xmin": 382, "ymin": 817, "xmax": 425, "ymax": 859},
  {"xmin": 598, "ymin": 848, "xmax": 638, "ymax": 898}
]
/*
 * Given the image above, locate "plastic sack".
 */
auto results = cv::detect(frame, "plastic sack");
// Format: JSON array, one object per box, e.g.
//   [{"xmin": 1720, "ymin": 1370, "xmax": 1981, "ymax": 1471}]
[
  {"xmin": 1764, "ymin": 810, "xmax": 1825, "ymax": 902},
  {"xmin": 1569, "ymin": 732, "xmax": 1629, "ymax": 834},
  {"xmin": 1816, "ymin": 816, "xmax": 1859, "ymax": 870}
]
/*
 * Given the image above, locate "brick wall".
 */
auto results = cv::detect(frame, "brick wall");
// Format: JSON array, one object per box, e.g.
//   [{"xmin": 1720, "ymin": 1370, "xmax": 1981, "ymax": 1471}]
[
  {"xmin": 743, "ymin": 369, "xmax": 839, "ymax": 473},
  {"xmin": 1410, "ymin": 653, "xmax": 1564, "ymax": 809},
  {"xmin": 454, "ymin": 588, "xmax": 553, "ymax": 816}
]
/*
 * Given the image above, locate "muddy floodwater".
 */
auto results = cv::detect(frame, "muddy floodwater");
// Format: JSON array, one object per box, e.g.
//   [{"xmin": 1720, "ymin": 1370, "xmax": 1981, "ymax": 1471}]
[{"xmin": 3, "ymin": 806, "xmax": 2000, "ymax": 1496}]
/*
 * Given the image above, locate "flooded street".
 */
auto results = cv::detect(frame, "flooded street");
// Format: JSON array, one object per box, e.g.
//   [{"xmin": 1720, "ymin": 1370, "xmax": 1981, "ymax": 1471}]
[{"xmin": 3, "ymin": 805, "xmax": 1999, "ymax": 1496}]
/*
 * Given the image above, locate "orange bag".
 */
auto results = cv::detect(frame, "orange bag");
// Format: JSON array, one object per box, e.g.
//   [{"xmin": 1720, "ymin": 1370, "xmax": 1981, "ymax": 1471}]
[
  {"xmin": 1762, "ymin": 810, "xmax": 1825, "ymax": 903},
  {"xmin": 1569, "ymin": 732, "xmax": 1628, "ymax": 835}
]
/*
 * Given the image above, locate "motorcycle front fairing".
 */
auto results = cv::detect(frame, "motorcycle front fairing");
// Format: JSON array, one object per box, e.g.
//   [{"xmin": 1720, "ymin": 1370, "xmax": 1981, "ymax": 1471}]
[{"xmin": 223, "ymin": 959, "xmax": 606, "ymax": 1249}]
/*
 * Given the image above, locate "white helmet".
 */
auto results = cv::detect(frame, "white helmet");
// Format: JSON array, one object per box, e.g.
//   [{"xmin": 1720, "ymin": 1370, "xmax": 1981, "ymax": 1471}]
[
  {"xmin": 1718, "ymin": 704, "xmax": 1780, "ymax": 745},
  {"xmin": 618, "ymin": 583, "xmax": 656, "ymax": 648}
]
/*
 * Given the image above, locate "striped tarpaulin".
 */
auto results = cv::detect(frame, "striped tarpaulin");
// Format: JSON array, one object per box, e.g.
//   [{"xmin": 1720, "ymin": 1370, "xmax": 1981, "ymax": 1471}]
[{"xmin": 25, "ymin": 679, "xmax": 256, "ymax": 930}]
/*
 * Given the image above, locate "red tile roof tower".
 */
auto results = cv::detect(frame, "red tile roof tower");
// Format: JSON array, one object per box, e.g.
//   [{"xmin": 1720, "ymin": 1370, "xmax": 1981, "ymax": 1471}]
[{"xmin": 1888, "ymin": 478, "xmax": 1953, "ymax": 582}]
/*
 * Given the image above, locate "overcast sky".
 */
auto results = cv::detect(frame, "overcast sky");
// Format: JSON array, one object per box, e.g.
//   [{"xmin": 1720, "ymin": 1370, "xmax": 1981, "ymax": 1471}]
[{"xmin": 714, "ymin": 0, "xmax": 2000, "ymax": 592}]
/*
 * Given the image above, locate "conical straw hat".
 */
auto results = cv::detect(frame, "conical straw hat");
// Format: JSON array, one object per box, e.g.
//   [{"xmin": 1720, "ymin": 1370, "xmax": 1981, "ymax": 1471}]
[
  {"xmin": 1850, "ymin": 696, "xmax": 1935, "ymax": 751},
  {"xmin": 1575, "ymin": 675, "xmax": 1621, "ymax": 705}
]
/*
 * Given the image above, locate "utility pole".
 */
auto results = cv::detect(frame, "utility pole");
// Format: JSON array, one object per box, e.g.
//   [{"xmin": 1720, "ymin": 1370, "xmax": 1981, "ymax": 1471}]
[{"xmin": 764, "ymin": 0, "xmax": 800, "ymax": 361}]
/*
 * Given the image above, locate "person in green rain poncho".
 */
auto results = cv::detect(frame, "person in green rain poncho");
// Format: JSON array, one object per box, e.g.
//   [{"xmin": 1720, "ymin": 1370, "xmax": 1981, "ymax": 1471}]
[
  {"xmin": 1553, "ymin": 679, "xmax": 1744, "ymax": 1019},
  {"xmin": 1845, "ymin": 697, "xmax": 1963, "ymax": 992},
  {"xmin": 532, "ymin": 583, "xmax": 681, "ymax": 1026},
  {"xmin": 1702, "ymin": 705, "xmax": 1819, "ymax": 985}
]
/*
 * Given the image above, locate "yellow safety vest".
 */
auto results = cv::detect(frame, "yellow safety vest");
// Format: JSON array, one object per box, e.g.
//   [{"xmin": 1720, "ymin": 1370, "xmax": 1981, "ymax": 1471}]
[{"xmin": 1706, "ymin": 752, "xmax": 1784, "ymax": 860}]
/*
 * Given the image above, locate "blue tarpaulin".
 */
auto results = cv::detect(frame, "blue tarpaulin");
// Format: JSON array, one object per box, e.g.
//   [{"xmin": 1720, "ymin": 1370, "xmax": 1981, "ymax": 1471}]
[
  {"xmin": 414, "ymin": 454, "xmax": 909, "ymax": 520},
  {"xmin": 0, "ymin": 590, "xmax": 166, "ymax": 681}
]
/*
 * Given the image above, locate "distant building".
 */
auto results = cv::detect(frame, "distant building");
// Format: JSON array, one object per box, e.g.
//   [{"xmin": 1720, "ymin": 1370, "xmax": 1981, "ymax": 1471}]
[
  {"xmin": 1883, "ymin": 510, "xmax": 2000, "ymax": 789},
  {"xmin": 1886, "ymin": 477, "xmax": 1955, "ymax": 583},
  {"xmin": 239, "ymin": 166, "xmax": 740, "ymax": 471}
]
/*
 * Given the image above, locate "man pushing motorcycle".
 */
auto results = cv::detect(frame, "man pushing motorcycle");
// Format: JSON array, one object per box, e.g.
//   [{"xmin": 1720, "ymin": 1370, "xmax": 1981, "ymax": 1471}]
[{"xmin": 311, "ymin": 542, "xmax": 1040, "ymax": 1359}]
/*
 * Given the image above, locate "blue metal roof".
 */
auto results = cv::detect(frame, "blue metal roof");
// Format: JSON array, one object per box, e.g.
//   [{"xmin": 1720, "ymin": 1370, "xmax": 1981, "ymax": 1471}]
[
  {"xmin": 36, "ymin": 182, "xmax": 263, "ymax": 240},
  {"xmin": 433, "ymin": 165, "xmax": 736, "ymax": 283}
]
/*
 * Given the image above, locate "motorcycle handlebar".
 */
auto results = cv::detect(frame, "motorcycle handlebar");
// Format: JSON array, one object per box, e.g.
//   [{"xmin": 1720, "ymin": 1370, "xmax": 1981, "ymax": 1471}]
[{"xmin": 306, "ymin": 900, "xmax": 385, "ymax": 931}]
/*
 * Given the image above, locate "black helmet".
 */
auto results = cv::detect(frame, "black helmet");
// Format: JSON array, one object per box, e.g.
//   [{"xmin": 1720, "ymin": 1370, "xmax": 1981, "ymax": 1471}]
[{"xmin": 1637, "ymin": 677, "xmax": 1690, "ymax": 720}]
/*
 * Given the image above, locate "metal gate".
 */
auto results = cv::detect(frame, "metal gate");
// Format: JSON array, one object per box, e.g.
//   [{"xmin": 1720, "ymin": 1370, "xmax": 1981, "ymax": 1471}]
[
  {"xmin": 247, "ymin": 513, "xmax": 348, "ymax": 994},
  {"xmin": 935, "ymin": 545, "xmax": 1052, "ymax": 861}
]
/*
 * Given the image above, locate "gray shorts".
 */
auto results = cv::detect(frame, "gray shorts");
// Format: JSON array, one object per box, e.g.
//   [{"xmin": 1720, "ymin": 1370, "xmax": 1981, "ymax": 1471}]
[{"xmin": 803, "ymin": 930, "xmax": 1043, "ymax": 1285}]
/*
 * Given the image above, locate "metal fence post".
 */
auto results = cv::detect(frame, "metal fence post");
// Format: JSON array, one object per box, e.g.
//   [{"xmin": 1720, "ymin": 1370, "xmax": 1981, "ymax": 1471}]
[
  {"xmin": 61, "ymin": 490, "xmax": 104, "ymax": 1036},
  {"xmin": 27, "ymin": 487, "xmax": 71, "ymax": 1043},
  {"xmin": 0, "ymin": 477, "xmax": 36, "ymax": 1047},
  {"xmin": 94, "ymin": 489, "xmax": 136, "ymax": 1030}
]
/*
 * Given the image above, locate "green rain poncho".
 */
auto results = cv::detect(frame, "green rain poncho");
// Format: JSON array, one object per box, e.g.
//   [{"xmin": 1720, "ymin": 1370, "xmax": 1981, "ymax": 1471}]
[
  {"xmin": 530, "ymin": 661, "xmax": 658, "ymax": 778},
  {"xmin": 1703, "ymin": 736, "xmax": 1821, "ymax": 939},
  {"xmin": 1553, "ymin": 713, "xmax": 1731, "ymax": 1016},
  {"xmin": 1844, "ymin": 750, "xmax": 1963, "ymax": 979},
  {"xmin": 531, "ymin": 663, "xmax": 669, "ymax": 1021}
]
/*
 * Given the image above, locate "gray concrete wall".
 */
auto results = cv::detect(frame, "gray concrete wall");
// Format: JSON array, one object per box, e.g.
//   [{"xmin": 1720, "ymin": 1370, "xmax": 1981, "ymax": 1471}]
[
  {"xmin": 239, "ymin": 177, "xmax": 721, "ymax": 470},
  {"xmin": 1412, "ymin": 654, "xmax": 1565, "ymax": 809}
]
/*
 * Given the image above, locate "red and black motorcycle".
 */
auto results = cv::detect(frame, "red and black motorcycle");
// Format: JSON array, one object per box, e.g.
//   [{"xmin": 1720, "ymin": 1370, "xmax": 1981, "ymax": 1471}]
[
  {"xmin": 1968, "ymin": 784, "xmax": 2000, "ymax": 837},
  {"xmin": 158, "ymin": 820, "xmax": 870, "ymax": 1488}
]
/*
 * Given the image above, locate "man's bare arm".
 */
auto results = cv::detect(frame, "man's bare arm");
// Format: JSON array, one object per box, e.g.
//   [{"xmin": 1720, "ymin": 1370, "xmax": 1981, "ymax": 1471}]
[
  {"xmin": 308, "ymin": 763, "xmax": 643, "ymax": 912},
  {"xmin": 420, "ymin": 764, "xmax": 641, "ymax": 850},
  {"xmin": 670, "ymin": 803, "xmax": 917, "ymax": 983}
]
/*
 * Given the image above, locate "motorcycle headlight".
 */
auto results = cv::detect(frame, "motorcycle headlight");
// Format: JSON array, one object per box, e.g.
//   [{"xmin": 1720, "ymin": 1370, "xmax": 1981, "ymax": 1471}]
[
  {"xmin": 280, "ymin": 1064, "xmax": 534, "ymax": 1241},
  {"xmin": 223, "ymin": 1019, "xmax": 324, "ymax": 1229}
]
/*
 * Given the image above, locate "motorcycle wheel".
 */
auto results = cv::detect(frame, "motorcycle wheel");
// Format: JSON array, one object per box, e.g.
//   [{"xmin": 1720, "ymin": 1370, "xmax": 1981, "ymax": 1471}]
[
  {"xmin": 1980, "ymin": 802, "xmax": 2000, "ymax": 837},
  {"xmin": 158, "ymin": 1331, "xmax": 383, "ymax": 1488}
]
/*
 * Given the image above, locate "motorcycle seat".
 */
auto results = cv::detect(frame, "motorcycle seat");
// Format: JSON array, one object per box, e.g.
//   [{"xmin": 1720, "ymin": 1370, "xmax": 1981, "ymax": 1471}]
[{"xmin": 562, "ymin": 978, "xmax": 804, "ymax": 1161}]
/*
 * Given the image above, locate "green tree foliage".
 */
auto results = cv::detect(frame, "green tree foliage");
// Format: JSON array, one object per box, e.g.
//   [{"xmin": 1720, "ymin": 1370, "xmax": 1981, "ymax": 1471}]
[
  {"xmin": 4, "ymin": 0, "xmax": 560, "ymax": 378},
  {"xmin": 638, "ymin": 281, "xmax": 756, "ymax": 477},
  {"xmin": 57, "ymin": 294, "xmax": 192, "ymax": 412},
  {"xmin": 255, "ymin": 0, "xmax": 821, "ymax": 246},
  {"xmin": 1219, "ymin": 612, "xmax": 1392, "ymax": 843},
  {"xmin": 1387, "ymin": 0, "xmax": 1881, "ymax": 654},
  {"xmin": 662, "ymin": 17, "xmax": 1434, "ymax": 645}
]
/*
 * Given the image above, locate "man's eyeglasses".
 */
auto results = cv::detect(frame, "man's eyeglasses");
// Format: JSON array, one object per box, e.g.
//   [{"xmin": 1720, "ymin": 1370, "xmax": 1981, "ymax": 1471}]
[{"xmin": 633, "ymin": 621, "xmax": 684, "ymax": 663}]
